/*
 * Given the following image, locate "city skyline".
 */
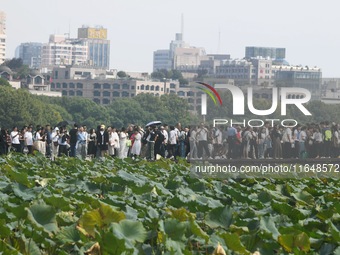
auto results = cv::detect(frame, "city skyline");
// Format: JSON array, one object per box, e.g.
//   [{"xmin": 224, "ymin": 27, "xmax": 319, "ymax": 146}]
[{"xmin": 1, "ymin": 0, "xmax": 340, "ymax": 76}]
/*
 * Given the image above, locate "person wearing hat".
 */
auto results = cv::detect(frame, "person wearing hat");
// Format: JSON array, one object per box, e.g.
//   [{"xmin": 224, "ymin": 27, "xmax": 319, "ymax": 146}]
[{"xmin": 51, "ymin": 127, "xmax": 60, "ymax": 160}]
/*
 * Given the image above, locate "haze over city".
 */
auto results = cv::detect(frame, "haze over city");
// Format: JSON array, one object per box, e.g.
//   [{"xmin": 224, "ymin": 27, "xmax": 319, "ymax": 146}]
[{"xmin": 2, "ymin": 0, "xmax": 340, "ymax": 77}]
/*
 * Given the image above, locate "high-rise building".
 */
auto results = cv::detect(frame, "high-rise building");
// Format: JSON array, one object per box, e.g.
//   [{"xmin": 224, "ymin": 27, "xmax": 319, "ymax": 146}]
[
  {"xmin": 216, "ymin": 57, "xmax": 273, "ymax": 86},
  {"xmin": 41, "ymin": 35, "xmax": 88, "ymax": 68},
  {"xmin": 0, "ymin": 11, "xmax": 6, "ymax": 64},
  {"xmin": 78, "ymin": 26, "xmax": 110, "ymax": 70},
  {"xmin": 245, "ymin": 46, "xmax": 286, "ymax": 60},
  {"xmin": 16, "ymin": 42, "xmax": 43, "ymax": 69},
  {"xmin": 273, "ymin": 65, "xmax": 322, "ymax": 100},
  {"xmin": 153, "ymin": 49, "xmax": 172, "ymax": 71},
  {"xmin": 173, "ymin": 47, "xmax": 206, "ymax": 71}
]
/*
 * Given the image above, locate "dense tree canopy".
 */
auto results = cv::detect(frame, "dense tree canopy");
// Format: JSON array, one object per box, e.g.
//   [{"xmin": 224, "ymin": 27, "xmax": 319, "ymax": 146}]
[
  {"xmin": 0, "ymin": 86, "xmax": 339, "ymax": 129},
  {"xmin": 0, "ymin": 86, "xmax": 199, "ymax": 129},
  {"xmin": 117, "ymin": 71, "xmax": 127, "ymax": 78},
  {"xmin": 0, "ymin": 78, "xmax": 11, "ymax": 87},
  {"xmin": 151, "ymin": 69, "xmax": 189, "ymax": 85}
]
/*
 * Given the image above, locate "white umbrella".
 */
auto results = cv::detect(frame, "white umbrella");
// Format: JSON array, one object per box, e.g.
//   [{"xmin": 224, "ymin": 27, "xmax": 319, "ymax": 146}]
[{"xmin": 145, "ymin": 121, "xmax": 162, "ymax": 127}]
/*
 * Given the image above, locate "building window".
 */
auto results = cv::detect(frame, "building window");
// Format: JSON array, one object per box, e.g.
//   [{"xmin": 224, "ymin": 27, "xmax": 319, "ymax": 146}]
[
  {"xmin": 187, "ymin": 91, "xmax": 194, "ymax": 96},
  {"xmin": 93, "ymin": 90, "xmax": 100, "ymax": 97},
  {"xmin": 177, "ymin": 91, "xmax": 185, "ymax": 96},
  {"xmin": 137, "ymin": 86, "xmax": 140, "ymax": 90},
  {"xmin": 69, "ymin": 90, "xmax": 75, "ymax": 96},
  {"xmin": 94, "ymin": 83, "xmax": 101, "ymax": 89},
  {"xmin": 141, "ymin": 85, "xmax": 145, "ymax": 90},
  {"xmin": 170, "ymin": 83, "xmax": 176, "ymax": 89},
  {"xmin": 155, "ymin": 86, "xmax": 160, "ymax": 91},
  {"xmin": 155, "ymin": 93, "xmax": 159, "ymax": 97},
  {"xmin": 69, "ymin": 83, "xmax": 75, "ymax": 89},
  {"xmin": 170, "ymin": 90, "xmax": 175, "ymax": 94},
  {"xmin": 77, "ymin": 83, "xmax": 83, "ymax": 89},
  {"xmin": 103, "ymin": 83, "xmax": 111, "ymax": 89},
  {"xmin": 131, "ymin": 85, "xmax": 135, "ymax": 89},
  {"xmin": 34, "ymin": 76, "xmax": 43, "ymax": 85},
  {"xmin": 151, "ymin": 85, "xmax": 155, "ymax": 91},
  {"xmin": 122, "ymin": 84, "xmax": 129, "ymax": 90},
  {"xmin": 54, "ymin": 71, "xmax": 58, "ymax": 79},
  {"xmin": 76, "ymin": 90, "xmax": 83, "ymax": 96},
  {"xmin": 122, "ymin": 91, "xmax": 129, "ymax": 97},
  {"xmin": 113, "ymin": 91, "xmax": 120, "ymax": 97},
  {"xmin": 62, "ymin": 90, "xmax": 67, "ymax": 96},
  {"xmin": 102, "ymin": 98, "xmax": 110, "ymax": 105},
  {"xmin": 103, "ymin": 91, "xmax": 110, "ymax": 97},
  {"xmin": 51, "ymin": 83, "xmax": 55, "ymax": 89},
  {"xmin": 62, "ymin": 83, "xmax": 68, "ymax": 88},
  {"xmin": 65, "ymin": 70, "xmax": 69, "ymax": 79},
  {"xmin": 113, "ymin": 83, "xmax": 120, "ymax": 89},
  {"xmin": 146, "ymin": 85, "xmax": 150, "ymax": 90},
  {"xmin": 56, "ymin": 83, "xmax": 61, "ymax": 88},
  {"xmin": 93, "ymin": 98, "xmax": 100, "ymax": 104}
]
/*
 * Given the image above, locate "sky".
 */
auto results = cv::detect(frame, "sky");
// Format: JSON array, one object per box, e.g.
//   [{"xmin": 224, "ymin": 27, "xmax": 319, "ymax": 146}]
[{"xmin": 1, "ymin": 0, "xmax": 340, "ymax": 77}]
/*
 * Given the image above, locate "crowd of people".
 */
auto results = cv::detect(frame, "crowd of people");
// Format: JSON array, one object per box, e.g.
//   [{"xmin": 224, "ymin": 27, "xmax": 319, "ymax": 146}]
[
  {"xmin": 0, "ymin": 121, "xmax": 339, "ymax": 161},
  {"xmin": 190, "ymin": 121, "xmax": 340, "ymax": 160}
]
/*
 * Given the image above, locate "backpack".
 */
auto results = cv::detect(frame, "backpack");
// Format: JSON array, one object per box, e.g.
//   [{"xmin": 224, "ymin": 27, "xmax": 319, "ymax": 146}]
[{"xmin": 324, "ymin": 129, "xmax": 332, "ymax": 141}]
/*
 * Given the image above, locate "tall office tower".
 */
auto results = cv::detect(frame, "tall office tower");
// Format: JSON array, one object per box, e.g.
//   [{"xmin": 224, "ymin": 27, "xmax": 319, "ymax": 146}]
[
  {"xmin": 78, "ymin": 26, "xmax": 110, "ymax": 69},
  {"xmin": 17, "ymin": 42, "xmax": 43, "ymax": 68}
]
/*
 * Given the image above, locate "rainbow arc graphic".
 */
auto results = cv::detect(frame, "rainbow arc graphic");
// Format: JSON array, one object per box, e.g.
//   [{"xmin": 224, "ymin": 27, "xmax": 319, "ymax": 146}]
[{"xmin": 196, "ymin": 82, "xmax": 223, "ymax": 106}]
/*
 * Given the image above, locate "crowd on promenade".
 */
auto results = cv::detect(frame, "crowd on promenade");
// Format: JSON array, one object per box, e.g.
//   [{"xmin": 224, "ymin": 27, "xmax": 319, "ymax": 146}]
[{"xmin": 0, "ymin": 121, "xmax": 339, "ymax": 160}]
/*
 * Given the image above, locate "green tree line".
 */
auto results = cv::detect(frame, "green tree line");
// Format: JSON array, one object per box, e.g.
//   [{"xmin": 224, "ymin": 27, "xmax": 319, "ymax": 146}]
[
  {"xmin": 0, "ymin": 85, "xmax": 339, "ymax": 129},
  {"xmin": 0, "ymin": 86, "xmax": 198, "ymax": 129}
]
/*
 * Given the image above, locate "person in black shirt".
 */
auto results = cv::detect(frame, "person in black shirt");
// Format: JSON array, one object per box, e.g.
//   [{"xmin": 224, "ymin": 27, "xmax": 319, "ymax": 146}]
[
  {"xmin": 69, "ymin": 124, "xmax": 78, "ymax": 157},
  {"xmin": 96, "ymin": 125, "xmax": 109, "ymax": 157},
  {"xmin": 146, "ymin": 126, "xmax": 158, "ymax": 161},
  {"xmin": 0, "ymin": 128, "xmax": 7, "ymax": 155},
  {"xmin": 154, "ymin": 127, "xmax": 165, "ymax": 158}
]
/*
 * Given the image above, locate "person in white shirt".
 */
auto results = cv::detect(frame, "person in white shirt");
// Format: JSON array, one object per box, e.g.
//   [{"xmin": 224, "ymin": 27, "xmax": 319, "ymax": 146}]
[
  {"xmin": 312, "ymin": 128, "xmax": 323, "ymax": 158},
  {"xmin": 130, "ymin": 129, "xmax": 141, "ymax": 157},
  {"xmin": 112, "ymin": 127, "xmax": 120, "ymax": 157},
  {"xmin": 24, "ymin": 126, "xmax": 34, "ymax": 154},
  {"xmin": 242, "ymin": 126, "xmax": 252, "ymax": 159},
  {"xmin": 299, "ymin": 126, "xmax": 307, "ymax": 158},
  {"xmin": 282, "ymin": 126, "xmax": 293, "ymax": 158},
  {"xmin": 189, "ymin": 126, "xmax": 197, "ymax": 159},
  {"xmin": 162, "ymin": 125, "xmax": 169, "ymax": 158},
  {"xmin": 10, "ymin": 126, "xmax": 21, "ymax": 153},
  {"xmin": 119, "ymin": 127, "xmax": 128, "ymax": 159},
  {"xmin": 51, "ymin": 127, "xmax": 60, "ymax": 160},
  {"xmin": 293, "ymin": 125, "xmax": 301, "ymax": 158},
  {"xmin": 196, "ymin": 123, "xmax": 210, "ymax": 159},
  {"xmin": 168, "ymin": 125, "xmax": 178, "ymax": 160},
  {"xmin": 213, "ymin": 126, "xmax": 223, "ymax": 158}
]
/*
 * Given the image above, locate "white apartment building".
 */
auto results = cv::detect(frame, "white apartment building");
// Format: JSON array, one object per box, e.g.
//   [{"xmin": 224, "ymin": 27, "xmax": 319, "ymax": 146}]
[
  {"xmin": 41, "ymin": 35, "xmax": 88, "ymax": 69},
  {"xmin": 0, "ymin": 11, "xmax": 6, "ymax": 64}
]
